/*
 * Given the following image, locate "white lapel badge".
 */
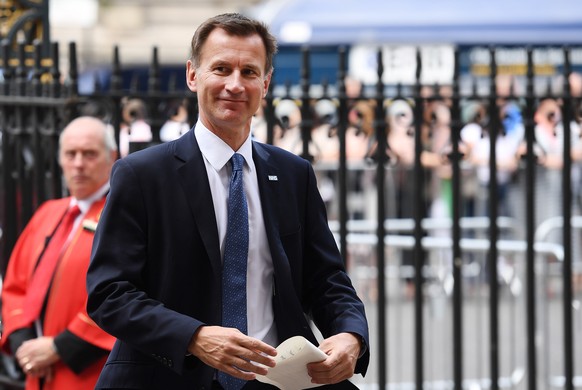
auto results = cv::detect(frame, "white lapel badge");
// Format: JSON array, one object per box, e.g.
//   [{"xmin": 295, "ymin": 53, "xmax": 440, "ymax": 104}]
[
  {"xmin": 82, "ymin": 219, "xmax": 98, "ymax": 232},
  {"xmin": 268, "ymin": 175, "xmax": 278, "ymax": 181}
]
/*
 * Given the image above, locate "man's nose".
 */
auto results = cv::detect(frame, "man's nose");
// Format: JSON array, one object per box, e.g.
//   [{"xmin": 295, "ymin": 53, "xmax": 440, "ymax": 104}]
[
  {"xmin": 225, "ymin": 71, "xmax": 244, "ymax": 93},
  {"xmin": 72, "ymin": 152, "xmax": 85, "ymax": 166}
]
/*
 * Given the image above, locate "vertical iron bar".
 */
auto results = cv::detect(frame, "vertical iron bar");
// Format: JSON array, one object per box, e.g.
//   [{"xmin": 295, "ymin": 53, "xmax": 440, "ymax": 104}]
[
  {"xmin": 148, "ymin": 46, "xmax": 161, "ymax": 143},
  {"xmin": 16, "ymin": 42, "xmax": 33, "ymax": 223},
  {"xmin": 300, "ymin": 46, "xmax": 313, "ymax": 161},
  {"xmin": 110, "ymin": 46, "xmax": 123, "ymax": 156},
  {"xmin": 148, "ymin": 46, "xmax": 161, "ymax": 93},
  {"xmin": 40, "ymin": 0, "xmax": 51, "ymax": 59},
  {"xmin": 49, "ymin": 42, "xmax": 63, "ymax": 199},
  {"xmin": 1, "ymin": 41, "xmax": 16, "ymax": 274},
  {"xmin": 524, "ymin": 47, "xmax": 538, "ymax": 390},
  {"xmin": 31, "ymin": 42, "xmax": 43, "ymax": 98},
  {"xmin": 264, "ymin": 79, "xmax": 275, "ymax": 146},
  {"xmin": 1, "ymin": 41, "xmax": 12, "ymax": 95},
  {"xmin": 32, "ymin": 42, "xmax": 44, "ymax": 207},
  {"xmin": 337, "ymin": 47, "xmax": 348, "ymax": 262},
  {"xmin": 561, "ymin": 46, "xmax": 574, "ymax": 390},
  {"xmin": 50, "ymin": 42, "xmax": 61, "ymax": 98},
  {"xmin": 68, "ymin": 42, "xmax": 79, "ymax": 97},
  {"xmin": 15, "ymin": 42, "xmax": 26, "ymax": 96},
  {"xmin": 487, "ymin": 46, "xmax": 500, "ymax": 390},
  {"xmin": 450, "ymin": 49, "xmax": 464, "ymax": 390},
  {"xmin": 412, "ymin": 48, "xmax": 425, "ymax": 390},
  {"xmin": 374, "ymin": 48, "xmax": 388, "ymax": 390}
]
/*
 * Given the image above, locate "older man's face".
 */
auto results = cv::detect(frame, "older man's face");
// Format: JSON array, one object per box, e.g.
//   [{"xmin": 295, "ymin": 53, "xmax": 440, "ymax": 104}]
[{"xmin": 59, "ymin": 119, "xmax": 115, "ymax": 200}]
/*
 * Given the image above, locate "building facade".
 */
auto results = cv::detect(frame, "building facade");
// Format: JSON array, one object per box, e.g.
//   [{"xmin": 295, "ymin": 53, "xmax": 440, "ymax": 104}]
[{"xmin": 50, "ymin": 0, "xmax": 263, "ymax": 72}]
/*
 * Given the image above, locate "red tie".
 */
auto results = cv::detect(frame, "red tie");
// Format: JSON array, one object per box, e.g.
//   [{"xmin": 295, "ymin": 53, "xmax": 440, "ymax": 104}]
[{"xmin": 23, "ymin": 205, "xmax": 81, "ymax": 325}]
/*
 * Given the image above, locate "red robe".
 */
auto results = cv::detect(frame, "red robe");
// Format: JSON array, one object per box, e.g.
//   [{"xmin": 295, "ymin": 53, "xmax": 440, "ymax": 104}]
[{"xmin": 1, "ymin": 197, "xmax": 115, "ymax": 390}]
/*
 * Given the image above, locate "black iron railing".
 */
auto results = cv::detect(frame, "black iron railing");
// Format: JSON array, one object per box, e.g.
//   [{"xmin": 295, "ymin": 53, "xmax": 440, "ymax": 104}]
[{"xmin": 1, "ymin": 41, "xmax": 581, "ymax": 390}]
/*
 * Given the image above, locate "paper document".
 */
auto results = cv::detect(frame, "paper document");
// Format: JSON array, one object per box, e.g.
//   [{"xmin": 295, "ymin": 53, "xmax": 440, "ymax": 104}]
[{"xmin": 256, "ymin": 336, "xmax": 328, "ymax": 390}]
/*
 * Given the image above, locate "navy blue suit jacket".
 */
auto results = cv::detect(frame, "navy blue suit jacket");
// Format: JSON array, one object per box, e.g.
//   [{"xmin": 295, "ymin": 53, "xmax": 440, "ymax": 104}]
[{"xmin": 87, "ymin": 129, "xmax": 369, "ymax": 389}]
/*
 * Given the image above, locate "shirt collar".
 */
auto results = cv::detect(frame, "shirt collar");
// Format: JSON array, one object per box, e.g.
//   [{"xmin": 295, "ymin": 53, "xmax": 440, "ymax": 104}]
[
  {"xmin": 194, "ymin": 121, "xmax": 254, "ymax": 173},
  {"xmin": 72, "ymin": 182, "xmax": 110, "ymax": 215}
]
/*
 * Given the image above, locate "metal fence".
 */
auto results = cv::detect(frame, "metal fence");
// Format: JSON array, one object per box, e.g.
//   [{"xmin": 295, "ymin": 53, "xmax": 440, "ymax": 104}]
[{"xmin": 1, "ymin": 40, "xmax": 582, "ymax": 390}]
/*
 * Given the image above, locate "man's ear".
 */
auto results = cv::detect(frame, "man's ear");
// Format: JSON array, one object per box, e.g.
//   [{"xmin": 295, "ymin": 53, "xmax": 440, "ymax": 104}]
[
  {"xmin": 186, "ymin": 60, "xmax": 197, "ymax": 92},
  {"xmin": 263, "ymin": 70, "xmax": 272, "ymax": 98}
]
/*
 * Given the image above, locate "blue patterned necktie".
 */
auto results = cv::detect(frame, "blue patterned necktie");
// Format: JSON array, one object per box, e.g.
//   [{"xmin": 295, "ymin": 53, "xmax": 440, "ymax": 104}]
[{"xmin": 219, "ymin": 153, "xmax": 249, "ymax": 390}]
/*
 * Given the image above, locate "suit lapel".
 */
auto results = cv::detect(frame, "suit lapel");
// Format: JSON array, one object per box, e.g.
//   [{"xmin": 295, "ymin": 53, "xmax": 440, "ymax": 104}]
[
  {"xmin": 253, "ymin": 143, "xmax": 318, "ymax": 343},
  {"xmin": 252, "ymin": 142, "xmax": 280, "ymax": 255},
  {"xmin": 175, "ymin": 131, "xmax": 221, "ymax": 274}
]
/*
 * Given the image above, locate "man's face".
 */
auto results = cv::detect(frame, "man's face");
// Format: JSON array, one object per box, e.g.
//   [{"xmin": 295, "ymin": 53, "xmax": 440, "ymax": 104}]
[
  {"xmin": 186, "ymin": 28, "xmax": 271, "ymax": 137},
  {"xmin": 59, "ymin": 121, "xmax": 115, "ymax": 200},
  {"xmin": 535, "ymin": 99, "xmax": 561, "ymax": 128}
]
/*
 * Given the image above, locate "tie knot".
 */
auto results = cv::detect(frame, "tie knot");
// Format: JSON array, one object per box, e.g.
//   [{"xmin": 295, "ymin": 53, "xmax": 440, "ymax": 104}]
[
  {"xmin": 231, "ymin": 153, "xmax": 244, "ymax": 172},
  {"xmin": 68, "ymin": 205, "xmax": 82, "ymax": 218}
]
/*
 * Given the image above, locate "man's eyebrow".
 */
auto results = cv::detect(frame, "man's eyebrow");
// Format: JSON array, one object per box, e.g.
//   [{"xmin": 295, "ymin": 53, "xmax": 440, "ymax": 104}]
[
  {"xmin": 237, "ymin": 62, "xmax": 262, "ymax": 75},
  {"xmin": 206, "ymin": 60, "xmax": 263, "ymax": 76},
  {"xmin": 210, "ymin": 59, "xmax": 229, "ymax": 67},
  {"xmin": 244, "ymin": 63, "xmax": 261, "ymax": 71}
]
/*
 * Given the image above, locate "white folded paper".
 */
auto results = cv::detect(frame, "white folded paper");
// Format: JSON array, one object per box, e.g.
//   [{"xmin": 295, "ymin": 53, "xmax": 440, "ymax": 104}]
[{"xmin": 256, "ymin": 336, "xmax": 328, "ymax": 390}]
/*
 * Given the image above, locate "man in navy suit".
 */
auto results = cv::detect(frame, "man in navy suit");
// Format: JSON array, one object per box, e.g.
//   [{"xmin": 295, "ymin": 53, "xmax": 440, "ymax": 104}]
[{"xmin": 87, "ymin": 13, "xmax": 369, "ymax": 389}]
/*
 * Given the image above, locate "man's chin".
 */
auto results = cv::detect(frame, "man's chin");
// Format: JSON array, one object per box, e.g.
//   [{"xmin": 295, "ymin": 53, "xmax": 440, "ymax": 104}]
[{"xmin": 68, "ymin": 186, "xmax": 90, "ymax": 199}]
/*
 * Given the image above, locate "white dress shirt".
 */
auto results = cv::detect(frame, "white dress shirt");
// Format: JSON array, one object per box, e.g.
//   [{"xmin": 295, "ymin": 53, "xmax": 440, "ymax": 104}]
[
  {"xmin": 195, "ymin": 122, "xmax": 277, "ymax": 347},
  {"xmin": 69, "ymin": 182, "xmax": 111, "ymax": 235}
]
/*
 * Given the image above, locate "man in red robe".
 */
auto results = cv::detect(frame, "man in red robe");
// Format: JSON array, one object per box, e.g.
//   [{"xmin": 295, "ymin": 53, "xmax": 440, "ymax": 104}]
[{"xmin": 1, "ymin": 116, "xmax": 118, "ymax": 390}]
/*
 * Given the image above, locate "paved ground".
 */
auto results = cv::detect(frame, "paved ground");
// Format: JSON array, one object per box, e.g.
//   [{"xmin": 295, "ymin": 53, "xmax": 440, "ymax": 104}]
[{"xmin": 347, "ymin": 251, "xmax": 582, "ymax": 390}]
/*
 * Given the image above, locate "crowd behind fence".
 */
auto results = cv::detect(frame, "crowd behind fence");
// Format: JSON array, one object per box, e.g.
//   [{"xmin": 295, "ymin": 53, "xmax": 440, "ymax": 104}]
[{"xmin": 1, "ymin": 40, "xmax": 582, "ymax": 390}]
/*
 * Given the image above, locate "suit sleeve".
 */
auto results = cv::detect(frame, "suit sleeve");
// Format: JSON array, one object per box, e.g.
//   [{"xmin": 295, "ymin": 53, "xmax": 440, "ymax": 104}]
[
  {"xmin": 86, "ymin": 158, "xmax": 199, "ymax": 374},
  {"xmin": 7, "ymin": 328, "xmax": 36, "ymax": 356}
]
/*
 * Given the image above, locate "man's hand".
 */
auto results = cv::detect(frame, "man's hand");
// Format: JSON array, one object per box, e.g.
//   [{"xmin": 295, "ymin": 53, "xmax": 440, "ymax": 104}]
[
  {"xmin": 15, "ymin": 337, "xmax": 60, "ymax": 381},
  {"xmin": 188, "ymin": 326, "xmax": 277, "ymax": 380},
  {"xmin": 306, "ymin": 332, "xmax": 361, "ymax": 385}
]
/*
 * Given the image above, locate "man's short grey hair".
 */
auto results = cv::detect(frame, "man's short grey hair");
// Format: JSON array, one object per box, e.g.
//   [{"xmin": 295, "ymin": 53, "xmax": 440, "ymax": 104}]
[{"xmin": 59, "ymin": 116, "xmax": 118, "ymax": 154}]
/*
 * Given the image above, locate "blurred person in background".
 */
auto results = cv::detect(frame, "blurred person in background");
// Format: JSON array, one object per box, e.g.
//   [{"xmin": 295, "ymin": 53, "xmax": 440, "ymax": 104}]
[
  {"xmin": 0, "ymin": 116, "xmax": 117, "ymax": 390},
  {"xmin": 119, "ymin": 98, "xmax": 153, "ymax": 157},
  {"xmin": 459, "ymin": 101, "xmax": 488, "ymax": 218},
  {"xmin": 530, "ymin": 98, "xmax": 582, "ymax": 264},
  {"xmin": 344, "ymin": 79, "xmax": 377, "ymax": 224},
  {"xmin": 270, "ymin": 98, "xmax": 302, "ymax": 151},
  {"xmin": 466, "ymin": 101, "xmax": 524, "ymax": 218},
  {"xmin": 422, "ymin": 99, "xmax": 455, "ymax": 283},
  {"xmin": 160, "ymin": 99, "xmax": 191, "ymax": 142},
  {"xmin": 344, "ymin": 77, "xmax": 374, "ymax": 162},
  {"xmin": 384, "ymin": 99, "xmax": 418, "ymax": 297}
]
